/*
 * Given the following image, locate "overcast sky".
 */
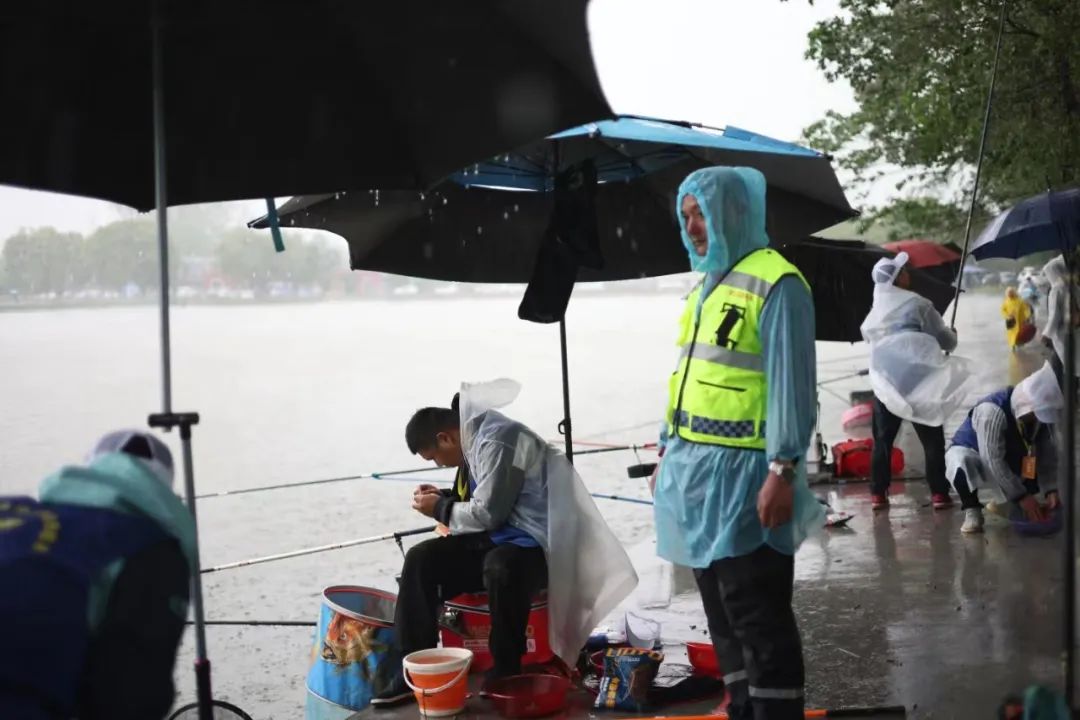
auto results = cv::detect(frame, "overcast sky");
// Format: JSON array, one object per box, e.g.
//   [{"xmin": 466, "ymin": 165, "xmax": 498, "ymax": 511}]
[{"xmin": 0, "ymin": 0, "xmax": 863, "ymax": 241}]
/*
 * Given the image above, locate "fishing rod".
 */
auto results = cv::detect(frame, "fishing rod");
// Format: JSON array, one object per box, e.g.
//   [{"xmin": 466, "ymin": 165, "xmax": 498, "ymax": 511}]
[
  {"xmin": 949, "ymin": 0, "xmax": 1008, "ymax": 329},
  {"xmin": 193, "ymin": 442, "xmax": 656, "ymax": 501},
  {"xmin": 187, "ymin": 620, "xmax": 316, "ymax": 627},
  {"xmin": 201, "ymin": 526, "xmax": 435, "ymax": 575},
  {"xmin": 367, "ymin": 474, "xmax": 655, "ymax": 507}
]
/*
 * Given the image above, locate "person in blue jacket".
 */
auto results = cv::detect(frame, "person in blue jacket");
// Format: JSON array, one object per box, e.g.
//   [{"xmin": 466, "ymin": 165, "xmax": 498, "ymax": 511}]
[
  {"xmin": 945, "ymin": 361, "xmax": 1063, "ymax": 534},
  {"xmin": 0, "ymin": 430, "xmax": 195, "ymax": 720},
  {"xmin": 652, "ymin": 167, "xmax": 824, "ymax": 720}
]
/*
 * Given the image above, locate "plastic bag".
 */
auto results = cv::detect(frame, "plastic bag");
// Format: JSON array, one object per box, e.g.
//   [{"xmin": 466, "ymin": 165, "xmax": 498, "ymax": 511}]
[{"xmin": 594, "ymin": 648, "xmax": 664, "ymax": 712}]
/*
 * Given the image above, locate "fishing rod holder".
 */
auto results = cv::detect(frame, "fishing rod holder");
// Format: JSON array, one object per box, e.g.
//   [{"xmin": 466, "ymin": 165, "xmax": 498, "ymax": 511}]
[{"xmin": 149, "ymin": 411, "xmax": 201, "ymax": 437}]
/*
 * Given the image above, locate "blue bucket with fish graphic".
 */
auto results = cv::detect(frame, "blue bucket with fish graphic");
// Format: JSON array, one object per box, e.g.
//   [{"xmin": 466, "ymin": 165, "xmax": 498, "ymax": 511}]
[{"xmin": 305, "ymin": 585, "xmax": 397, "ymax": 720}]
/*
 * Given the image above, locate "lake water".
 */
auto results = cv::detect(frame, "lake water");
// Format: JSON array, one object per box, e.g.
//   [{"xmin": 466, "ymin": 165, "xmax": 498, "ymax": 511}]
[{"xmin": 0, "ymin": 290, "xmax": 1027, "ymax": 718}]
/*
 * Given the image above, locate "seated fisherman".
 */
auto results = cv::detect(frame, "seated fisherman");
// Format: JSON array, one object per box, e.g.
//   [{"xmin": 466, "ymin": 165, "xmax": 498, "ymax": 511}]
[
  {"xmin": 0, "ymin": 430, "xmax": 195, "ymax": 720},
  {"xmin": 373, "ymin": 380, "xmax": 636, "ymax": 707},
  {"xmin": 946, "ymin": 362, "xmax": 1063, "ymax": 534}
]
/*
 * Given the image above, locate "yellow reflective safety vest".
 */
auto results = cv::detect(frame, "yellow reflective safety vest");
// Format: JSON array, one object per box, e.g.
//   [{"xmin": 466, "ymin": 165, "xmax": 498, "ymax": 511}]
[{"xmin": 665, "ymin": 249, "xmax": 809, "ymax": 449}]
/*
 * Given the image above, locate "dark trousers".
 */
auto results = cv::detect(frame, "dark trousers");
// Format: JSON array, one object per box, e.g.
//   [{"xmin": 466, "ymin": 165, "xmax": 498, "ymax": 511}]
[
  {"xmin": 694, "ymin": 545, "xmax": 804, "ymax": 720},
  {"xmin": 954, "ymin": 468, "xmax": 1040, "ymax": 511},
  {"xmin": 871, "ymin": 396, "xmax": 949, "ymax": 496},
  {"xmin": 391, "ymin": 533, "xmax": 547, "ymax": 677}
]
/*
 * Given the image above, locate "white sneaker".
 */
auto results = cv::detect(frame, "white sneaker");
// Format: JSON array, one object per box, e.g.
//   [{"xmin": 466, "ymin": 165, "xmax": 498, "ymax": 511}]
[{"xmin": 961, "ymin": 508, "xmax": 985, "ymax": 534}]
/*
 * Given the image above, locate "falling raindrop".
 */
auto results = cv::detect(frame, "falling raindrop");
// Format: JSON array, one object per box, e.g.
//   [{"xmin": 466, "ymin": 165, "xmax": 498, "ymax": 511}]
[
  {"xmin": 443, "ymin": 197, "xmax": 448, "ymax": 206},
  {"xmin": 335, "ymin": 192, "xmax": 341, "ymax": 200},
  {"xmin": 419, "ymin": 191, "xmax": 426, "ymax": 201},
  {"xmin": 513, "ymin": 204, "xmax": 520, "ymax": 213},
  {"xmin": 289, "ymin": 218, "xmax": 295, "ymax": 226},
  {"xmin": 503, "ymin": 211, "xmax": 509, "ymax": 220},
  {"xmin": 476, "ymin": 226, "xmax": 483, "ymax": 236},
  {"xmin": 423, "ymin": 242, "xmax": 434, "ymax": 260},
  {"xmin": 616, "ymin": 226, "xmax": 624, "ymax": 239}
]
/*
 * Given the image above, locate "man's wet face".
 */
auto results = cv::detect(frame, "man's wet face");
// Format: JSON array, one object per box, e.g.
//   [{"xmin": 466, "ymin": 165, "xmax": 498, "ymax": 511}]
[{"xmin": 681, "ymin": 194, "xmax": 708, "ymax": 257}]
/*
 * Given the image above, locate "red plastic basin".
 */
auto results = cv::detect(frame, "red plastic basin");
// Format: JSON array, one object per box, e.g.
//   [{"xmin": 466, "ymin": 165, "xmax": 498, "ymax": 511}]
[
  {"xmin": 486, "ymin": 674, "xmax": 570, "ymax": 718},
  {"xmin": 685, "ymin": 641, "xmax": 721, "ymax": 677}
]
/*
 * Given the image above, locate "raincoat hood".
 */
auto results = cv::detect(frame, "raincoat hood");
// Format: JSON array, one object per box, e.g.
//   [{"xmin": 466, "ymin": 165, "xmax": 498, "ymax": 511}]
[
  {"xmin": 871, "ymin": 251, "xmax": 910, "ymax": 285},
  {"xmin": 455, "ymin": 379, "xmax": 637, "ymax": 664},
  {"xmin": 39, "ymin": 451, "xmax": 197, "ymax": 570},
  {"xmin": 676, "ymin": 166, "xmax": 769, "ymax": 274},
  {"xmin": 1044, "ymin": 255, "xmax": 1068, "ymax": 287},
  {"xmin": 1011, "ymin": 362, "xmax": 1064, "ymax": 424}
]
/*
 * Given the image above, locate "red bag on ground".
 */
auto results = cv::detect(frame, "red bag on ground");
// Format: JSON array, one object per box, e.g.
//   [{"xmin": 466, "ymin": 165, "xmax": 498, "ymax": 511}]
[
  {"xmin": 832, "ymin": 438, "xmax": 904, "ymax": 478},
  {"xmin": 1016, "ymin": 322, "xmax": 1036, "ymax": 346}
]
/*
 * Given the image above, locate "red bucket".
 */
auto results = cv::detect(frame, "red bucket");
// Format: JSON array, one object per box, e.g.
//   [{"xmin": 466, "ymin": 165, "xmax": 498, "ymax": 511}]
[
  {"xmin": 440, "ymin": 592, "xmax": 552, "ymax": 673},
  {"xmin": 685, "ymin": 642, "xmax": 721, "ymax": 677}
]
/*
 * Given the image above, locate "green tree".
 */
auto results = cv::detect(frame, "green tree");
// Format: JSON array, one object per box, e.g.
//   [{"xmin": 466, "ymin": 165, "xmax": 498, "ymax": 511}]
[
  {"xmin": 84, "ymin": 219, "xmax": 158, "ymax": 292},
  {"xmin": 804, "ymin": 0, "xmax": 1080, "ymax": 220},
  {"xmin": 1, "ymin": 227, "xmax": 85, "ymax": 294}
]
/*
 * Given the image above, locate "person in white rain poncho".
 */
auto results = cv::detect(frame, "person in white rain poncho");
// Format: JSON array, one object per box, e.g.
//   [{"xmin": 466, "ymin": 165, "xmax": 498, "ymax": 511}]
[
  {"xmin": 1042, "ymin": 254, "xmax": 1078, "ymax": 381},
  {"xmin": 860, "ymin": 252, "xmax": 971, "ymax": 511},
  {"xmin": 945, "ymin": 361, "xmax": 1063, "ymax": 534},
  {"xmin": 372, "ymin": 380, "xmax": 636, "ymax": 707}
]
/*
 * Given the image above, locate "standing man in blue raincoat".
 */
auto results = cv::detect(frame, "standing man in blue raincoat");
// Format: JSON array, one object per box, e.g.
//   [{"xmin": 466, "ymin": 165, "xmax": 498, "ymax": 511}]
[{"xmin": 653, "ymin": 167, "xmax": 823, "ymax": 720}]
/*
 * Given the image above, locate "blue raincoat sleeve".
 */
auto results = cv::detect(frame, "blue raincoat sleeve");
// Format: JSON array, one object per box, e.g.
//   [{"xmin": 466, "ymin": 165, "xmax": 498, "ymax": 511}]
[{"xmin": 760, "ymin": 275, "xmax": 817, "ymax": 462}]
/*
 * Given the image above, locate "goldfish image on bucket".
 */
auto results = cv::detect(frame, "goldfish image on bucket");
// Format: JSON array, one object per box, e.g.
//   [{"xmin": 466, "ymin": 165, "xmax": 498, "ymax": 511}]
[
  {"xmin": 305, "ymin": 585, "xmax": 397, "ymax": 720},
  {"xmin": 402, "ymin": 647, "xmax": 473, "ymax": 717}
]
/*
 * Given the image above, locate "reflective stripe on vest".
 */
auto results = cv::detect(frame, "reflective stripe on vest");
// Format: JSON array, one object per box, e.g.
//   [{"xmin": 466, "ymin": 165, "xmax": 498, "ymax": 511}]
[{"xmin": 666, "ymin": 249, "xmax": 808, "ymax": 449}]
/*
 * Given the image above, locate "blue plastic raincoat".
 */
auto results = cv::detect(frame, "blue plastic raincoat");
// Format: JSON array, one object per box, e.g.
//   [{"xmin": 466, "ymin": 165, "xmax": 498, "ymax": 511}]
[{"xmin": 653, "ymin": 167, "xmax": 824, "ymax": 568}]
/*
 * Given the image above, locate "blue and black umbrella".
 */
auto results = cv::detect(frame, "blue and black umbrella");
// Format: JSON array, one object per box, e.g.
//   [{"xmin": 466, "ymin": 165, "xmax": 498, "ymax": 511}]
[{"xmin": 970, "ymin": 188, "xmax": 1080, "ymax": 260}]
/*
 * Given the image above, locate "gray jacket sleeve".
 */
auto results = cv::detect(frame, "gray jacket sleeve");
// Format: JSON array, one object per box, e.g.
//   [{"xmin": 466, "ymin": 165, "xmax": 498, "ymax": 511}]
[
  {"xmin": 919, "ymin": 301, "xmax": 958, "ymax": 352},
  {"xmin": 449, "ymin": 429, "xmax": 539, "ymax": 534},
  {"xmin": 972, "ymin": 403, "xmax": 1028, "ymax": 501}
]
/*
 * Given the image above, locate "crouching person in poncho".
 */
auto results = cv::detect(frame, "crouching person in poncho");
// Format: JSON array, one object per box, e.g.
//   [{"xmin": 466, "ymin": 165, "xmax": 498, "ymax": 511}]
[
  {"xmin": 372, "ymin": 380, "xmax": 637, "ymax": 707},
  {"xmin": 946, "ymin": 362, "xmax": 1064, "ymax": 534}
]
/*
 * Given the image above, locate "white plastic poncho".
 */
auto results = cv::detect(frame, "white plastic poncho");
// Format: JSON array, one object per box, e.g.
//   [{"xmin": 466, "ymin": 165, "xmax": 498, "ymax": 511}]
[
  {"xmin": 860, "ymin": 254, "xmax": 972, "ymax": 426},
  {"xmin": 1042, "ymin": 255, "xmax": 1078, "ymax": 374},
  {"xmin": 457, "ymin": 379, "xmax": 638, "ymax": 664}
]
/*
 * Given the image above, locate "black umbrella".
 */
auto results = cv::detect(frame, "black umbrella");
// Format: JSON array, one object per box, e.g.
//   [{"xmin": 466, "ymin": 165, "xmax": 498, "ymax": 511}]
[
  {"xmin": 1, "ymin": 4, "xmax": 610, "ymax": 719},
  {"xmin": 777, "ymin": 237, "xmax": 958, "ymax": 343},
  {"xmin": 0, "ymin": 1, "xmax": 610, "ymax": 210}
]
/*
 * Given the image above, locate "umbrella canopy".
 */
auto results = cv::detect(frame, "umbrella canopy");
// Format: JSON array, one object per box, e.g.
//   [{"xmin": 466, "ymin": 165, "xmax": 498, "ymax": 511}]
[
  {"xmin": 777, "ymin": 238, "xmax": 957, "ymax": 343},
  {"xmin": 970, "ymin": 188, "xmax": 1080, "ymax": 261},
  {"xmin": 0, "ymin": 0, "xmax": 611, "ymax": 210},
  {"xmin": 251, "ymin": 117, "xmax": 856, "ymax": 282},
  {"xmin": 449, "ymin": 116, "xmax": 855, "ymax": 242},
  {"xmin": 252, "ymin": 180, "xmax": 683, "ymax": 284},
  {"xmin": 882, "ymin": 239, "xmax": 962, "ymax": 284}
]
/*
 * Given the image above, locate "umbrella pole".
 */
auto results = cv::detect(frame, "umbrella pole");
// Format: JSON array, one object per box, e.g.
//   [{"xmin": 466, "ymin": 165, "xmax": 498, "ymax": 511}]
[
  {"xmin": 150, "ymin": 6, "xmax": 214, "ymax": 720},
  {"xmin": 1064, "ymin": 254, "xmax": 1077, "ymax": 709},
  {"xmin": 949, "ymin": 0, "xmax": 1008, "ymax": 328},
  {"xmin": 559, "ymin": 317, "xmax": 574, "ymax": 462}
]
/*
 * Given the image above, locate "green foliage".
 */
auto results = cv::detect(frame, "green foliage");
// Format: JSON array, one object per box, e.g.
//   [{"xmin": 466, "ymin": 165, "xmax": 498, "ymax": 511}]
[
  {"xmin": 0, "ymin": 217, "xmax": 345, "ymax": 297},
  {"xmin": 804, "ymin": 0, "xmax": 1080, "ymax": 230},
  {"xmin": 1, "ymin": 227, "xmax": 85, "ymax": 294},
  {"xmin": 85, "ymin": 218, "xmax": 158, "ymax": 291}
]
